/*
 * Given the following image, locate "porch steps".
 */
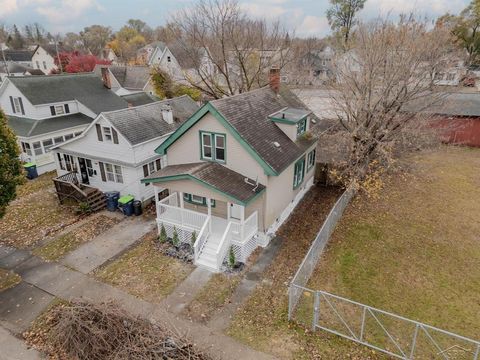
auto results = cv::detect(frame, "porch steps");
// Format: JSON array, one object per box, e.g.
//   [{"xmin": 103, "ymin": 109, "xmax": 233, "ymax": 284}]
[
  {"xmin": 196, "ymin": 234, "xmax": 223, "ymax": 272},
  {"xmin": 86, "ymin": 189, "xmax": 107, "ymax": 212}
]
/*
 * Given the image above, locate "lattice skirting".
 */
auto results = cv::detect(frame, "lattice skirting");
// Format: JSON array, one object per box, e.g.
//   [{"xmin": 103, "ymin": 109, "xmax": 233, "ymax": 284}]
[
  {"xmin": 158, "ymin": 221, "xmax": 197, "ymax": 245},
  {"xmin": 230, "ymin": 235, "xmax": 259, "ymax": 263}
]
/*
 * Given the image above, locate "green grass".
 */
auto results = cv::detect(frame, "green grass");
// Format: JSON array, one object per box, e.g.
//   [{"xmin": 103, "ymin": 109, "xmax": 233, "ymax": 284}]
[
  {"xmin": 95, "ymin": 232, "xmax": 194, "ymax": 303},
  {"xmin": 308, "ymin": 147, "xmax": 480, "ymax": 341},
  {"xmin": 0, "ymin": 269, "xmax": 21, "ymax": 291}
]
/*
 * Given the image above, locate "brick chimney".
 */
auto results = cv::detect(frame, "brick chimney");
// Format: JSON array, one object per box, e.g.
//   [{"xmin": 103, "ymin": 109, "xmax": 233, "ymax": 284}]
[
  {"xmin": 101, "ymin": 67, "xmax": 111, "ymax": 89},
  {"xmin": 269, "ymin": 67, "xmax": 280, "ymax": 94}
]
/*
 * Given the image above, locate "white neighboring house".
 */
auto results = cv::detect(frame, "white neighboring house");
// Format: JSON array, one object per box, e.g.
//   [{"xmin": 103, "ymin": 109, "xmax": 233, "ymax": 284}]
[
  {"xmin": 138, "ymin": 42, "xmax": 186, "ymax": 83},
  {"xmin": 0, "ymin": 73, "xmax": 128, "ymax": 174},
  {"xmin": 93, "ymin": 65, "xmax": 156, "ymax": 96},
  {"xmin": 29, "ymin": 45, "xmax": 57, "ymax": 73},
  {"xmin": 1, "ymin": 45, "xmax": 56, "ymax": 73},
  {"xmin": 0, "ymin": 62, "xmax": 45, "ymax": 82},
  {"xmin": 52, "ymin": 96, "xmax": 199, "ymax": 202},
  {"xmin": 433, "ymin": 59, "xmax": 467, "ymax": 86},
  {"xmin": 142, "ymin": 69, "xmax": 318, "ymax": 272}
]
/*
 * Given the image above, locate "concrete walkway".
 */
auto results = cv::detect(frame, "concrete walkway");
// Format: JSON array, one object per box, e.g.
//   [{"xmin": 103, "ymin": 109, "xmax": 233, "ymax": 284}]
[
  {"xmin": 0, "ymin": 326, "xmax": 43, "ymax": 360},
  {"xmin": 207, "ymin": 236, "xmax": 284, "ymax": 331},
  {"xmin": 61, "ymin": 216, "xmax": 155, "ymax": 274},
  {"xmin": 161, "ymin": 267, "xmax": 213, "ymax": 315},
  {"xmin": 0, "ymin": 244, "xmax": 276, "ymax": 360}
]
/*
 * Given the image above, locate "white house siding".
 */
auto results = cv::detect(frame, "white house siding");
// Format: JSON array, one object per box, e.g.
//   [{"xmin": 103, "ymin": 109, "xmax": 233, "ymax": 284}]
[
  {"xmin": 275, "ymin": 122, "xmax": 297, "ymax": 141},
  {"xmin": 31, "ymin": 47, "xmax": 56, "ymax": 73},
  {"xmin": 0, "ymin": 81, "xmax": 36, "ymax": 117},
  {"xmin": 166, "ymin": 112, "xmax": 269, "ymax": 185},
  {"xmin": 244, "ymin": 191, "xmax": 266, "ymax": 233},
  {"xmin": 151, "ymin": 47, "xmax": 186, "ymax": 84},
  {"xmin": 264, "ymin": 143, "xmax": 316, "ymax": 231}
]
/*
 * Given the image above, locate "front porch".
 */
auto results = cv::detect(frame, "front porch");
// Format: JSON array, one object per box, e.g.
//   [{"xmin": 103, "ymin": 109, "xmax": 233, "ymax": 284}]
[{"xmin": 154, "ymin": 190, "xmax": 260, "ymax": 272}]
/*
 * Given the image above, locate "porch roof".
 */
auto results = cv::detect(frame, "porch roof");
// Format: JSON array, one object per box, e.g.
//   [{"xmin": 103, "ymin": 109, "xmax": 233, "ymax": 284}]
[{"xmin": 142, "ymin": 162, "xmax": 266, "ymax": 205}]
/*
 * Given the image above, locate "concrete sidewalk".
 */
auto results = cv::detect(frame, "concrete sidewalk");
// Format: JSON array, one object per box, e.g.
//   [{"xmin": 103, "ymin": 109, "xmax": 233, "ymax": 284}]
[
  {"xmin": 0, "ymin": 327, "xmax": 43, "ymax": 360},
  {"xmin": 61, "ymin": 216, "xmax": 155, "ymax": 274},
  {"xmin": 0, "ymin": 244, "xmax": 277, "ymax": 360}
]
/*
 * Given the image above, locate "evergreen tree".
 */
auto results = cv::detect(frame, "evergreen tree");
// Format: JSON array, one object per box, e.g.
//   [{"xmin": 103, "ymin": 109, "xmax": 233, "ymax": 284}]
[
  {"xmin": 0, "ymin": 109, "xmax": 23, "ymax": 217},
  {"xmin": 9, "ymin": 25, "xmax": 25, "ymax": 49}
]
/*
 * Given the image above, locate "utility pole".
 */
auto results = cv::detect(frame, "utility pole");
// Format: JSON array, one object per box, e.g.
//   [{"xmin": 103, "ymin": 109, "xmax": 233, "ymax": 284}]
[
  {"xmin": 55, "ymin": 37, "xmax": 63, "ymax": 73},
  {"xmin": 1, "ymin": 45, "xmax": 9, "ymax": 76}
]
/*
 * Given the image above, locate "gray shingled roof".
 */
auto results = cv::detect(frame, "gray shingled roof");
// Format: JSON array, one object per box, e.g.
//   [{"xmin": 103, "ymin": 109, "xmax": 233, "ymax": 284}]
[
  {"xmin": 210, "ymin": 86, "xmax": 318, "ymax": 173},
  {"xmin": 8, "ymin": 73, "xmax": 128, "ymax": 114},
  {"xmin": 143, "ymin": 162, "xmax": 265, "ymax": 204},
  {"xmin": 121, "ymin": 92, "xmax": 159, "ymax": 107},
  {"xmin": 404, "ymin": 92, "xmax": 480, "ymax": 117},
  {"xmin": 7, "ymin": 113, "xmax": 93, "ymax": 137},
  {"xmin": 2, "ymin": 49, "xmax": 34, "ymax": 62},
  {"xmin": 109, "ymin": 66, "xmax": 152, "ymax": 90},
  {"xmin": 103, "ymin": 95, "xmax": 199, "ymax": 145}
]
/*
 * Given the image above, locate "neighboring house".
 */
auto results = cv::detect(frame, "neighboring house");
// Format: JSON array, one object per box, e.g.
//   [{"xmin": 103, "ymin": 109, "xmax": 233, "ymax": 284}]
[
  {"xmin": 433, "ymin": 59, "xmax": 467, "ymax": 87},
  {"xmin": 1, "ymin": 45, "xmax": 56, "ymax": 73},
  {"xmin": 142, "ymin": 69, "xmax": 318, "ymax": 271},
  {"xmin": 120, "ymin": 92, "xmax": 159, "ymax": 107},
  {"xmin": 406, "ymin": 91, "xmax": 480, "ymax": 147},
  {"xmin": 52, "ymin": 96, "xmax": 199, "ymax": 202},
  {"xmin": 294, "ymin": 46, "xmax": 335, "ymax": 86},
  {"xmin": 138, "ymin": 42, "xmax": 186, "ymax": 83},
  {"xmin": 94, "ymin": 65, "xmax": 155, "ymax": 96},
  {"xmin": 169, "ymin": 43, "xmax": 218, "ymax": 82},
  {"xmin": 0, "ymin": 62, "xmax": 45, "ymax": 82},
  {"xmin": 0, "ymin": 73, "xmax": 128, "ymax": 174}
]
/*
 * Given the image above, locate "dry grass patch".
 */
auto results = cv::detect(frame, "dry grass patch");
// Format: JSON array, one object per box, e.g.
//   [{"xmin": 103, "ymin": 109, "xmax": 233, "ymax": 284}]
[
  {"xmin": 308, "ymin": 146, "xmax": 480, "ymax": 341},
  {"xmin": 33, "ymin": 215, "xmax": 121, "ymax": 261},
  {"xmin": 95, "ymin": 231, "xmax": 194, "ymax": 303},
  {"xmin": 0, "ymin": 268, "xmax": 21, "ymax": 291},
  {"xmin": 0, "ymin": 172, "xmax": 80, "ymax": 249},
  {"xmin": 227, "ymin": 185, "xmax": 378, "ymax": 359}
]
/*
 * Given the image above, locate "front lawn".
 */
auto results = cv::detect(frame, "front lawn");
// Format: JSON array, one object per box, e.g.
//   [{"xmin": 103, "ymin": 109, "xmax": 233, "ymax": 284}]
[
  {"xmin": 308, "ymin": 146, "xmax": 480, "ymax": 340},
  {"xmin": 94, "ymin": 230, "xmax": 194, "ymax": 303},
  {"xmin": 0, "ymin": 171, "xmax": 80, "ymax": 249},
  {"xmin": 33, "ymin": 215, "xmax": 121, "ymax": 261},
  {"xmin": 0, "ymin": 268, "xmax": 21, "ymax": 291}
]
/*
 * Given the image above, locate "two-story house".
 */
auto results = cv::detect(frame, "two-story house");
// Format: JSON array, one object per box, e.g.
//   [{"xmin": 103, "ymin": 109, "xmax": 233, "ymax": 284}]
[
  {"xmin": 0, "ymin": 72, "xmax": 128, "ymax": 174},
  {"xmin": 52, "ymin": 96, "xmax": 199, "ymax": 202},
  {"xmin": 93, "ymin": 65, "xmax": 156, "ymax": 96},
  {"xmin": 142, "ymin": 69, "xmax": 318, "ymax": 272},
  {"xmin": 137, "ymin": 42, "xmax": 186, "ymax": 84},
  {"xmin": 1, "ymin": 45, "xmax": 57, "ymax": 74}
]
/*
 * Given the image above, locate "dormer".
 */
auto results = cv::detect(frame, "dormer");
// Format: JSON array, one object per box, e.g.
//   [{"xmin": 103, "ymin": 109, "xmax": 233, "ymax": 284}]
[{"xmin": 269, "ymin": 107, "xmax": 313, "ymax": 142}]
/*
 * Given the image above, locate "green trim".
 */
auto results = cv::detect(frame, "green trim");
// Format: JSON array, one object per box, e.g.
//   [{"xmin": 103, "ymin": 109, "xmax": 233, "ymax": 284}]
[
  {"xmin": 183, "ymin": 192, "xmax": 216, "ymax": 207},
  {"xmin": 199, "ymin": 130, "xmax": 226, "ymax": 164},
  {"xmin": 154, "ymin": 103, "xmax": 278, "ymax": 176},
  {"xmin": 307, "ymin": 149, "xmax": 316, "ymax": 172},
  {"xmin": 297, "ymin": 118, "xmax": 307, "ymax": 137},
  {"xmin": 141, "ymin": 173, "xmax": 265, "ymax": 206},
  {"xmin": 293, "ymin": 156, "xmax": 306, "ymax": 189}
]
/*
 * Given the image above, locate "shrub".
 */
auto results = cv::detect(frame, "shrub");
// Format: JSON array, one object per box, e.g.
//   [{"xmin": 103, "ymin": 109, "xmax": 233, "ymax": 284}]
[
  {"xmin": 77, "ymin": 202, "xmax": 92, "ymax": 215},
  {"xmin": 158, "ymin": 224, "xmax": 167, "ymax": 243},
  {"xmin": 191, "ymin": 231, "xmax": 197, "ymax": 247},
  {"xmin": 172, "ymin": 226, "xmax": 179, "ymax": 247},
  {"xmin": 228, "ymin": 246, "xmax": 236, "ymax": 268}
]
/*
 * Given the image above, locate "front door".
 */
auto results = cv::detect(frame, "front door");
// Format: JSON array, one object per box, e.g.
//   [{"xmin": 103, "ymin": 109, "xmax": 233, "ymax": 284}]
[
  {"xmin": 78, "ymin": 158, "xmax": 89, "ymax": 184},
  {"xmin": 230, "ymin": 203, "xmax": 243, "ymax": 221}
]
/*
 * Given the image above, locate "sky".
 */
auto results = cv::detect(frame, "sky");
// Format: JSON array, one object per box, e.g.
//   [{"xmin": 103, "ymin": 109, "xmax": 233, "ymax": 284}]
[{"xmin": 0, "ymin": 0, "xmax": 470, "ymax": 37}]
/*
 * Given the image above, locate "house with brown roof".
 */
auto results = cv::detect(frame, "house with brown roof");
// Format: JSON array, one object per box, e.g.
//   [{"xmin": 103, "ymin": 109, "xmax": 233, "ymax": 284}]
[{"xmin": 142, "ymin": 69, "xmax": 318, "ymax": 271}]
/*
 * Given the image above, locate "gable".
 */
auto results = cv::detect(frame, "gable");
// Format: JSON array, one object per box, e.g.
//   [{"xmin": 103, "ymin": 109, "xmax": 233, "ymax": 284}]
[{"xmin": 155, "ymin": 103, "xmax": 277, "ymax": 176}]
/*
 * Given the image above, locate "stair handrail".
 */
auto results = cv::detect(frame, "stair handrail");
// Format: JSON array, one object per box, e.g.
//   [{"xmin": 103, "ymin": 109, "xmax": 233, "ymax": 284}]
[
  {"xmin": 194, "ymin": 215, "xmax": 211, "ymax": 260},
  {"xmin": 215, "ymin": 222, "xmax": 233, "ymax": 270}
]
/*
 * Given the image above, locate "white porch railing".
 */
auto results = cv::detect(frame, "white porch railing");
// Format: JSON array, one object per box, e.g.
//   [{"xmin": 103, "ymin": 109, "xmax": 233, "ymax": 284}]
[
  {"xmin": 157, "ymin": 192, "xmax": 207, "ymax": 231},
  {"xmin": 216, "ymin": 222, "xmax": 233, "ymax": 270},
  {"xmin": 194, "ymin": 215, "xmax": 211, "ymax": 261}
]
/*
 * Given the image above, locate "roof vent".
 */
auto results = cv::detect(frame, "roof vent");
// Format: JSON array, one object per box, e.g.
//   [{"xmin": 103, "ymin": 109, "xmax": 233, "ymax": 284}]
[
  {"xmin": 311, "ymin": 119, "xmax": 317, "ymax": 124},
  {"xmin": 273, "ymin": 141, "xmax": 280, "ymax": 148}
]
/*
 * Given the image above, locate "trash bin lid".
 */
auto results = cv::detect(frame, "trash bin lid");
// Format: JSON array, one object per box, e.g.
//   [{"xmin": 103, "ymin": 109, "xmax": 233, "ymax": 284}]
[
  {"xmin": 118, "ymin": 195, "xmax": 134, "ymax": 205},
  {"xmin": 23, "ymin": 162, "xmax": 36, "ymax": 168}
]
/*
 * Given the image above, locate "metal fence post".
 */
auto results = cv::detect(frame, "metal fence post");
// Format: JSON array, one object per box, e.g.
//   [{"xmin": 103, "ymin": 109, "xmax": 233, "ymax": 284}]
[
  {"xmin": 288, "ymin": 286, "xmax": 293, "ymax": 321},
  {"xmin": 312, "ymin": 291, "xmax": 320, "ymax": 332},
  {"xmin": 360, "ymin": 306, "xmax": 367, "ymax": 342}
]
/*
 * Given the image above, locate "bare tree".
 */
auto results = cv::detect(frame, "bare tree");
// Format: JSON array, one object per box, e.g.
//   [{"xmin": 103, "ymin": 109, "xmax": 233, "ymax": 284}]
[
  {"xmin": 329, "ymin": 17, "xmax": 455, "ymax": 188},
  {"xmin": 172, "ymin": 0, "xmax": 292, "ymax": 98}
]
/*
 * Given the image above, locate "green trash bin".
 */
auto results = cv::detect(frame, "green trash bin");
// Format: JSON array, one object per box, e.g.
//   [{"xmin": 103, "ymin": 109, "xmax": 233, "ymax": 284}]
[{"xmin": 118, "ymin": 195, "xmax": 135, "ymax": 216}]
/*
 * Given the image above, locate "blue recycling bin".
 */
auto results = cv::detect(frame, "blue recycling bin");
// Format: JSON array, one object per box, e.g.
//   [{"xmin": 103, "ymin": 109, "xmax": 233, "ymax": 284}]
[
  {"xmin": 23, "ymin": 162, "xmax": 38, "ymax": 180},
  {"xmin": 105, "ymin": 191, "xmax": 120, "ymax": 212}
]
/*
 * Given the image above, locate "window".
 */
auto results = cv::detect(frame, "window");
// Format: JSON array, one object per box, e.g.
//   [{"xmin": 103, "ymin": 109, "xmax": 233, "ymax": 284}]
[
  {"xmin": 446, "ymin": 73, "xmax": 456, "ymax": 81},
  {"xmin": 200, "ymin": 132, "xmax": 226, "ymax": 162},
  {"xmin": 13, "ymin": 97, "xmax": 22, "ymax": 113},
  {"xmin": 183, "ymin": 193, "xmax": 215, "ymax": 207},
  {"xmin": 104, "ymin": 163, "xmax": 123, "ymax": 183},
  {"xmin": 36, "ymin": 61, "xmax": 40, "ymax": 69},
  {"xmin": 43, "ymin": 61, "xmax": 47, "ymax": 70},
  {"xmin": 167, "ymin": 56, "xmax": 171, "ymax": 62},
  {"xmin": 54, "ymin": 136, "xmax": 64, "ymax": 144},
  {"xmin": 293, "ymin": 157, "xmax": 305, "ymax": 189},
  {"xmin": 57, "ymin": 153, "xmax": 65, "ymax": 170},
  {"xmin": 74, "ymin": 132, "xmax": 82, "ymax": 137},
  {"xmin": 297, "ymin": 118, "xmax": 307, "ymax": 136},
  {"xmin": 86, "ymin": 159, "xmax": 94, "ymax": 176},
  {"xmin": 63, "ymin": 154, "xmax": 76, "ymax": 171},
  {"xmin": 64, "ymin": 134, "xmax": 74, "ymax": 141},
  {"xmin": 55, "ymin": 105, "xmax": 65, "ymax": 115},
  {"xmin": 103, "ymin": 127, "xmax": 112, "ymax": 141},
  {"xmin": 65, "ymin": 104, "xmax": 70, "ymax": 114},
  {"xmin": 307, "ymin": 149, "xmax": 316, "ymax": 171},
  {"xmin": 21, "ymin": 142, "xmax": 32, "ymax": 156},
  {"xmin": 32, "ymin": 141, "xmax": 43, "ymax": 156},
  {"xmin": 143, "ymin": 159, "xmax": 162, "ymax": 186},
  {"xmin": 42, "ymin": 139, "xmax": 54, "ymax": 153}
]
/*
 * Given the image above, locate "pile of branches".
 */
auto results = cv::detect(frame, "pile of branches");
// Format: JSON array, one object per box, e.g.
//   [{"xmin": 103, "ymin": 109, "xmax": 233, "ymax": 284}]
[{"xmin": 31, "ymin": 300, "xmax": 211, "ymax": 360}]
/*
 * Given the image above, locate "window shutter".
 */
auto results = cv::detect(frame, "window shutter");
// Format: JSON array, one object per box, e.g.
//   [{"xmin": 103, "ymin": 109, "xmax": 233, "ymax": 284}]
[
  {"xmin": 50, "ymin": 106, "xmax": 56, "ymax": 116},
  {"xmin": 155, "ymin": 159, "xmax": 161, "ymax": 170},
  {"xmin": 9, "ymin": 96, "xmax": 15, "ymax": 113},
  {"xmin": 64, "ymin": 104, "xmax": 70, "ymax": 113},
  {"xmin": 112, "ymin": 128, "xmax": 119, "ymax": 144},
  {"xmin": 143, "ymin": 164, "xmax": 148, "ymax": 177},
  {"xmin": 19, "ymin": 98, "xmax": 25, "ymax": 115},
  {"xmin": 95, "ymin": 124, "xmax": 103, "ymax": 141},
  {"xmin": 99, "ymin": 162, "xmax": 106, "ymax": 182}
]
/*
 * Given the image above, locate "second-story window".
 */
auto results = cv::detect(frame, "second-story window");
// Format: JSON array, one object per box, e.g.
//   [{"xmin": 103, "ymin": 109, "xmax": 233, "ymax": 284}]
[
  {"xmin": 297, "ymin": 117, "xmax": 307, "ymax": 137},
  {"xmin": 43, "ymin": 61, "xmax": 47, "ymax": 70},
  {"xmin": 95, "ymin": 124, "xmax": 119, "ymax": 144},
  {"xmin": 200, "ymin": 131, "xmax": 226, "ymax": 163},
  {"xmin": 9, "ymin": 96, "xmax": 25, "ymax": 115},
  {"xmin": 50, "ymin": 104, "xmax": 70, "ymax": 116},
  {"xmin": 103, "ymin": 127, "xmax": 112, "ymax": 141}
]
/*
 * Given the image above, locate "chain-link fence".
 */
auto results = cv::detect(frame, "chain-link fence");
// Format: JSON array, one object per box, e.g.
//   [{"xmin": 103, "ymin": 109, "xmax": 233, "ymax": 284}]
[{"xmin": 288, "ymin": 188, "xmax": 480, "ymax": 359}]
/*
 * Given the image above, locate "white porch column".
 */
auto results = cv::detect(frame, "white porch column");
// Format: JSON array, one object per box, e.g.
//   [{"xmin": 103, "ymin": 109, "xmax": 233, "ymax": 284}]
[
  {"xmin": 179, "ymin": 192, "xmax": 184, "ymax": 226},
  {"xmin": 240, "ymin": 205, "xmax": 245, "ymax": 241},
  {"xmin": 179, "ymin": 192, "xmax": 184, "ymax": 208},
  {"xmin": 207, "ymin": 197, "xmax": 212, "ymax": 232},
  {"xmin": 154, "ymin": 185, "xmax": 160, "ymax": 220}
]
